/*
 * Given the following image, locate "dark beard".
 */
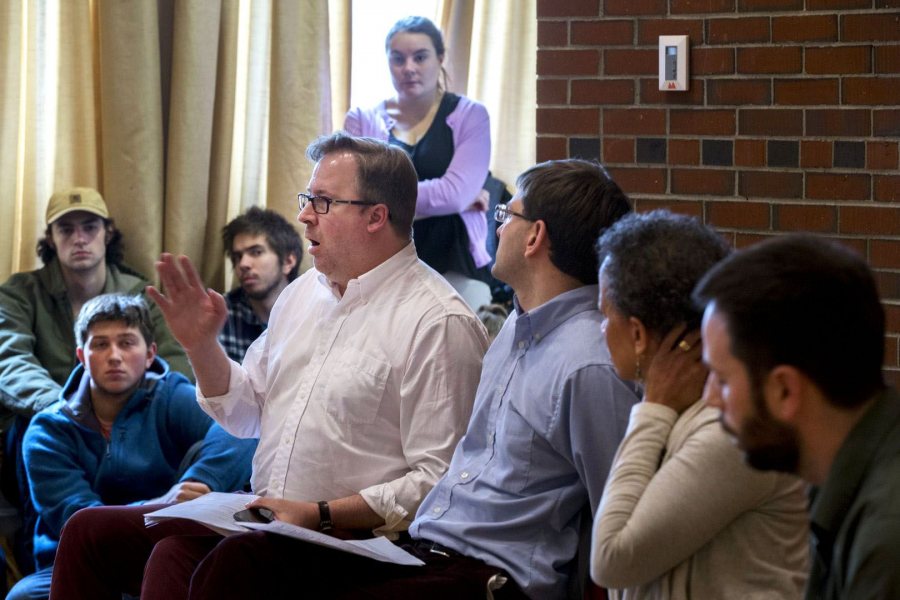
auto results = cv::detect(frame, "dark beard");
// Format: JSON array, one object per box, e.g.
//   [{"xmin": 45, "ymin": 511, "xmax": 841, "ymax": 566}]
[
  {"xmin": 244, "ymin": 277, "xmax": 282, "ymax": 302},
  {"xmin": 739, "ymin": 413, "xmax": 800, "ymax": 473},
  {"xmin": 720, "ymin": 395, "xmax": 800, "ymax": 474}
]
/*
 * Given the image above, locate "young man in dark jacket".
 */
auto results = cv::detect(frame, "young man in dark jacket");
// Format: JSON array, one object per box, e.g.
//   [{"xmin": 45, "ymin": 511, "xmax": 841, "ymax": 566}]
[{"xmin": 7, "ymin": 294, "xmax": 256, "ymax": 600}]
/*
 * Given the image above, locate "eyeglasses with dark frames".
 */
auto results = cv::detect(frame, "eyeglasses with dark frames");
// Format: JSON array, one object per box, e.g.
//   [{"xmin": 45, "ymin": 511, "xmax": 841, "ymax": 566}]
[
  {"xmin": 298, "ymin": 192, "xmax": 378, "ymax": 215},
  {"xmin": 494, "ymin": 203, "xmax": 535, "ymax": 225}
]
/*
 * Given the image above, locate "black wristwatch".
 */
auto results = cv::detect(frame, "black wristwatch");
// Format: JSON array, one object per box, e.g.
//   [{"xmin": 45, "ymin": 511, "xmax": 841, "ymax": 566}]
[{"xmin": 317, "ymin": 500, "xmax": 333, "ymax": 532}]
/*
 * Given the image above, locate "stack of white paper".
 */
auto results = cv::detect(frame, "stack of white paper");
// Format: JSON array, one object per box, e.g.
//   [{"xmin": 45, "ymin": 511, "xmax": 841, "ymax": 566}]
[{"xmin": 144, "ymin": 492, "xmax": 424, "ymax": 566}]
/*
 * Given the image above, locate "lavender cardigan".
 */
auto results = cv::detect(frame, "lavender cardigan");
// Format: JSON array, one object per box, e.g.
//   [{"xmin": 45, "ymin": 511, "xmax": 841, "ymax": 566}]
[{"xmin": 344, "ymin": 96, "xmax": 492, "ymax": 269}]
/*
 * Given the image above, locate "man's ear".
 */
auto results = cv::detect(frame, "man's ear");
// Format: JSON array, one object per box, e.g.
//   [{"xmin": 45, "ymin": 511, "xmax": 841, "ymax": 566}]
[
  {"xmin": 76, "ymin": 347, "xmax": 86, "ymax": 367},
  {"xmin": 522, "ymin": 220, "xmax": 547, "ymax": 258},
  {"xmin": 281, "ymin": 252, "xmax": 298, "ymax": 277},
  {"xmin": 145, "ymin": 342, "xmax": 158, "ymax": 369},
  {"xmin": 764, "ymin": 365, "xmax": 804, "ymax": 423},
  {"xmin": 366, "ymin": 205, "xmax": 391, "ymax": 233}
]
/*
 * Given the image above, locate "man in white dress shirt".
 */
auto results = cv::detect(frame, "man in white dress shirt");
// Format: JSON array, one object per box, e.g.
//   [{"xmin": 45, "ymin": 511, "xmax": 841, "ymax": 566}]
[{"xmin": 48, "ymin": 133, "xmax": 489, "ymax": 599}]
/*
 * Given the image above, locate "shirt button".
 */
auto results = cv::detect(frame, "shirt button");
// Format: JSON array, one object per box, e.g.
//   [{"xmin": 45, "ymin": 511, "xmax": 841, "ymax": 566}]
[
  {"xmin": 460, "ymin": 472, "xmax": 469, "ymax": 479},
  {"xmin": 518, "ymin": 341, "xmax": 526, "ymax": 349},
  {"xmin": 433, "ymin": 506, "xmax": 442, "ymax": 513}
]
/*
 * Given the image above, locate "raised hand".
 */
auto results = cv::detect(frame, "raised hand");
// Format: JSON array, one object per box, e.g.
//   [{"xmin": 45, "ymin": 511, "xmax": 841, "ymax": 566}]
[
  {"xmin": 146, "ymin": 253, "xmax": 228, "ymax": 354},
  {"xmin": 643, "ymin": 326, "xmax": 708, "ymax": 415}
]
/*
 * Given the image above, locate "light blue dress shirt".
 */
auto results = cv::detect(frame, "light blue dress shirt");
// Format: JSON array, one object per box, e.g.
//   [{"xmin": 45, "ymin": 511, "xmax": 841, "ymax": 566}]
[{"xmin": 411, "ymin": 285, "xmax": 639, "ymax": 599}]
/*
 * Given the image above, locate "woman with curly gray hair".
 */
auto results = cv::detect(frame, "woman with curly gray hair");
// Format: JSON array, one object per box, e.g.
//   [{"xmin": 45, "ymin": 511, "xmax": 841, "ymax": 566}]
[{"xmin": 590, "ymin": 210, "xmax": 809, "ymax": 599}]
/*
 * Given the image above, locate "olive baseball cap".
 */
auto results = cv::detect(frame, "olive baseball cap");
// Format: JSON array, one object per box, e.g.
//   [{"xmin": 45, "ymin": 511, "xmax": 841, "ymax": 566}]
[{"xmin": 46, "ymin": 187, "xmax": 109, "ymax": 225}]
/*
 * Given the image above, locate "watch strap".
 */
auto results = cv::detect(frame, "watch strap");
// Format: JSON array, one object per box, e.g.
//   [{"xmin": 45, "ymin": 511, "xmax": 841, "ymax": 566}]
[{"xmin": 317, "ymin": 500, "xmax": 333, "ymax": 532}]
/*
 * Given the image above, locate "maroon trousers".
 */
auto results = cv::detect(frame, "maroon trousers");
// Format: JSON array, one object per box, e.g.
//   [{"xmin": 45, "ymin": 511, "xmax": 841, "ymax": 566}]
[{"xmin": 48, "ymin": 505, "xmax": 527, "ymax": 600}]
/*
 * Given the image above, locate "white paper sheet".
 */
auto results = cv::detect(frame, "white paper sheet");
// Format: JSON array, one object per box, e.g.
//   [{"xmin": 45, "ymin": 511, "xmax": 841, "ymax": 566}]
[
  {"xmin": 145, "ymin": 492, "xmax": 260, "ymax": 536},
  {"xmin": 143, "ymin": 492, "xmax": 424, "ymax": 566}
]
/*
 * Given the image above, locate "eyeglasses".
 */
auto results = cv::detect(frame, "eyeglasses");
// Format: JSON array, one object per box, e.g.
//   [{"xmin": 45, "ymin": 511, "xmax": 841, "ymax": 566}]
[
  {"xmin": 494, "ymin": 203, "xmax": 535, "ymax": 225},
  {"xmin": 298, "ymin": 192, "xmax": 378, "ymax": 215}
]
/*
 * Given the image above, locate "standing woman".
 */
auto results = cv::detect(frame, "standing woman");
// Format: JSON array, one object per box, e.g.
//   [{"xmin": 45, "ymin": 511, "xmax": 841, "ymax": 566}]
[
  {"xmin": 591, "ymin": 210, "xmax": 809, "ymax": 599},
  {"xmin": 344, "ymin": 16, "xmax": 492, "ymax": 308}
]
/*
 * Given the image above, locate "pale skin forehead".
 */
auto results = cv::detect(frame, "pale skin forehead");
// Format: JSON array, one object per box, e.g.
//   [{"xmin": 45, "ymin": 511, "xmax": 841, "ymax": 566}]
[
  {"xmin": 84, "ymin": 321, "xmax": 145, "ymax": 344},
  {"xmin": 389, "ymin": 32, "xmax": 438, "ymax": 54},
  {"xmin": 701, "ymin": 303, "xmax": 731, "ymax": 371},
  {"xmin": 309, "ymin": 152, "xmax": 360, "ymax": 197},
  {"xmin": 231, "ymin": 233, "xmax": 273, "ymax": 253}
]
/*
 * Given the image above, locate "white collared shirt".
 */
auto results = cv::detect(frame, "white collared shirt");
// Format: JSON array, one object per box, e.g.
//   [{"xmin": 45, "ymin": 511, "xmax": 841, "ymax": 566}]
[{"xmin": 198, "ymin": 243, "xmax": 488, "ymax": 532}]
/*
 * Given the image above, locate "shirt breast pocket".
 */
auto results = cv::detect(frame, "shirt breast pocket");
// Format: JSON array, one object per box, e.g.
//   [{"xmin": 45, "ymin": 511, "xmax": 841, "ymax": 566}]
[{"xmin": 325, "ymin": 350, "xmax": 391, "ymax": 425}]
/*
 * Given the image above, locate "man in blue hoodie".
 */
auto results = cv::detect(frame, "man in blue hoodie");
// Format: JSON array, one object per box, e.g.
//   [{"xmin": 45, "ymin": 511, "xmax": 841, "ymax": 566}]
[{"xmin": 7, "ymin": 294, "xmax": 256, "ymax": 600}]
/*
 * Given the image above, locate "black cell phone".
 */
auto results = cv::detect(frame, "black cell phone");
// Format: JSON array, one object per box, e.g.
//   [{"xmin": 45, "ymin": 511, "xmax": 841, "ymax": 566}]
[{"xmin": 233, "ymin": 506, "xmax": 275, "ymax": 523}]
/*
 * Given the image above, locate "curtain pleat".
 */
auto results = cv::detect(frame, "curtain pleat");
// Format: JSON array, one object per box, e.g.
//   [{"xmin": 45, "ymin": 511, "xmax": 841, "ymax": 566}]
[
  {"xmin": 96, "ymin": 0, "xmax": 166, "ymax": 279},
  {"xmin": 468, "ymin": 0, "xmax": 535, "ymax": 187},
  {"xmin": 1, "ymin": 0, "xmax": 330, "ymax": 286}
]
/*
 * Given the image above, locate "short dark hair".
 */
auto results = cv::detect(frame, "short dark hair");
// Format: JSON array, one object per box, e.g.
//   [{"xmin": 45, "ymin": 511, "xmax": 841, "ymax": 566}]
[
  {"xmin": 307, "ymin": 133, "xmax": 418, "ymax": 238},
  {"xmin": 517, "ymin": 159, "xmax": 632, "ymax": 285},
  {"xmin": 222, "ymin": 207, "xmax": 303, "ymax": 281},
  {"xmin": 693, "ymin": 234, "xmax": 885, "ymax": 408},
  {"xmin": 74, "ymin": 293, "xmax": 154, "ymax": 348},
  {"xmin": 37, "ymin": 218, "xmax": 124, "ymax": 267},
  {"xmin": 597, "ymin": 210, "xmax": 730, "ymax": 336}
]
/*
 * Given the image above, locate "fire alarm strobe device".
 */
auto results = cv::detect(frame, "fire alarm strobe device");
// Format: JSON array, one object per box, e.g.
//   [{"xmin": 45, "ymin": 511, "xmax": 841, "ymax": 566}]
[{"xmin": 659, "ymin": 35, "xmax": 689, "ymax": 91}]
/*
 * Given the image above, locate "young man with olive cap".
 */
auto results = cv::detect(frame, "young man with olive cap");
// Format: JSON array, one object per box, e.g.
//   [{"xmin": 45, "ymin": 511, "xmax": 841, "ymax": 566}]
[{"xmin": 0, "ymin": 187, "xmax": 190, "ymax": 430}]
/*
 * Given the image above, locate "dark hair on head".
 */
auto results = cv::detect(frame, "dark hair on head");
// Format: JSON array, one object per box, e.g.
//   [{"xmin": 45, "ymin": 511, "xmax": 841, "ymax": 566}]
[
  {"xmin": 693, "ymin": 234, "xmax": 885, "ymax": 408},
  {"xmin": 222, "ymin": 207, "xmax": 303, "ymax": 281},
  {"xmin": 385, "ymin": 16, "xmax": 449, "ymax": 91},
  {"xmin": 385, "ymin": 16, "xmax": 445, "ymax": 57},
  {"xmin": 37, "ymin": 219, "xmax": 124, "ymax": 267},
  {"xmin": 517, "ymin": 159, "xmax": 632, "ymax": 285},
  {"xmin": 74, "ymin": 293, "xmax": 154, "ymax": 348},
  {"xmin": 597, "ymin": 210, "xmax": 730, "ymax": 337},
  {"xmin": 307, "ymin": 132, "xmax": 418, "ymax": 238}
]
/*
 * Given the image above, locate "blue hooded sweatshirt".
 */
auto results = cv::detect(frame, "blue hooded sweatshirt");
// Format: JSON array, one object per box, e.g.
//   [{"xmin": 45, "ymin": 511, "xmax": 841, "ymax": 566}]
[{"xmin": 22, "ymin": 357, "xmax": 257, "ymax": 570}]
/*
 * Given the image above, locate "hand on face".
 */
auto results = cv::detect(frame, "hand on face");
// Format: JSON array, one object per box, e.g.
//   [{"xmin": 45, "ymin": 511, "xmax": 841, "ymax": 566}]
[{"xmin": 643, "ymin": 326, "xmax": 708, "ymax": 414}]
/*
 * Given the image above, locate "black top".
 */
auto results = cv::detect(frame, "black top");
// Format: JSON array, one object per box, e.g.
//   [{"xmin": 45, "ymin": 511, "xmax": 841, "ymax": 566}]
[{"xmin": 390, "ymin": 93, "xmax": 484, "ymax": 280}]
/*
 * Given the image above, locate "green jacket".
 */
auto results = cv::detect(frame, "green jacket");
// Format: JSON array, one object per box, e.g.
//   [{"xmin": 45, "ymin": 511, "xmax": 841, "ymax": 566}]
[
  {"xmin": 807, "ymin": 386, "xmax": 900, "ymax": 600},
  {"xmin": 0, "ymin": 260, "xmax": 191, "ymax": 432}
]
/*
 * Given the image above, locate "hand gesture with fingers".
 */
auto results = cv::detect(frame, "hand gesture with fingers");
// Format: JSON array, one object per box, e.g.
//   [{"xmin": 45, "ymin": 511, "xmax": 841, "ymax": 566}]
[
  {"xmin": 644, "ymin": 326, "xmax": 708, "ymax": 415},
  {"xmin": 146, "ymin": 253, "xmax": 228, "ymax": 354}
]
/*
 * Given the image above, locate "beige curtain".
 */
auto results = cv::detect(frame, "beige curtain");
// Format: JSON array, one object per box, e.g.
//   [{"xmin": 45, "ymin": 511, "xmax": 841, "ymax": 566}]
[
  {"xmin": 0, "ymin": 0, "xmax": 331, "ymax": 287},
  {"xmin": 466, "ymin": 0, "xmax": 536, "ymax": 188},
  {"xmin": 329, "ymin": 0, "xmax": 351, "ymax": 133},
  {"xmin": 441, "ymin": 0, "xmax": 537, "ymax": 186}
]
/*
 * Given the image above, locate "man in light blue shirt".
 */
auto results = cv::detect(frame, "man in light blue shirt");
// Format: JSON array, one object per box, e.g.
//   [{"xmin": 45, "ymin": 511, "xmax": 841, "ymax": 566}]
[
  {"xmin": 182, "ymin": 158, "xmax": 640, "ymax": 600},
  {"xmin": 408, "ymin": 159, "xmax": 639, "ymax": 598}
]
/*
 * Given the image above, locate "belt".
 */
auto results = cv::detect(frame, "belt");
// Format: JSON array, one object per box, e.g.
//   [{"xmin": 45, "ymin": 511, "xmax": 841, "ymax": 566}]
[{"xmin": 412, "ymin": 538, "xmax": 463, "ymax": 558}]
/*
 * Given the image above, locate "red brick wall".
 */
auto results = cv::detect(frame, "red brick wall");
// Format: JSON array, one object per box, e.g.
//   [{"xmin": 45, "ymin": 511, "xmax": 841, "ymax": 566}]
[{"xmin": 536, "ymin": 1, "xmax": 900, "ymax": 385}]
